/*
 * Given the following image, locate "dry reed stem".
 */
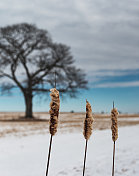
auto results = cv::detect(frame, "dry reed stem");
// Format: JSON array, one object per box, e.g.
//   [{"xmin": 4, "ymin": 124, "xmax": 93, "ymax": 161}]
[
  {"xmin": 83, "ymin": 100, "xmax": 94, "ymax": 140},
  {"xmin": 49, "ymin": 88, "xmax": 60, "ymax": 136},
  {"xmin": 111, "ymin": 108, "xmax": 118, "ymax": 141}
]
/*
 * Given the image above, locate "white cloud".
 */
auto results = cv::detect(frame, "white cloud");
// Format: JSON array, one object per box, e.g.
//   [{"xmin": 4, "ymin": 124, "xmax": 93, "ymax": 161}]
[
  {"xmin": 93, "ymin": 81, "xmax": 139, "ymax": 88},
  {"xmin": 0, "ymin": 0, "xmax": 139, "ymax": 81},
  {"xmin": 87, "ymin": 69, "xmax": 136, "ymax": 82}
]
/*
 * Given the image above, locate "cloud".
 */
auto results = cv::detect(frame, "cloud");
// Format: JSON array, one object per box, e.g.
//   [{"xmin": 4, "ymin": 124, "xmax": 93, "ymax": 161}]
[
  {"xmin": 88, "ymin": 69, "xmax": 139, "ymax": 88},
  {"xmin": 93, "ymin": 81, "xmax": 139, "ymax": 88},
  {"xmin": 0, "ymin": 0, "xmax": 139, "ymax": 88}
]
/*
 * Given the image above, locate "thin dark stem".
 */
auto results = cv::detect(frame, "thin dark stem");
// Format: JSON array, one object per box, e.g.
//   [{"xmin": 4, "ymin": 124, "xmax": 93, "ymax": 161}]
[
  {"xmin": 46, "ymin": 135, "xmax": 53, "ymax": 176},
  {"xmin": 113, "ymin": 101, "xmax": 114, "ymax": 109},
  {"xmin": 83, "ymin": 139, "xmax": 88, "ymax": 176},
  {"xmin": 112, "ymin": 141, "xmax": 116, "ymax": 176},
  {"xmin": 54, "ymin": 71, "xmax": 56, "ymax": 88}
]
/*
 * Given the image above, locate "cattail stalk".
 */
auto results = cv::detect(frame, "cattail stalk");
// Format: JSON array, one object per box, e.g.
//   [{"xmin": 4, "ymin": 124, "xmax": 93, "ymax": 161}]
[
  {"xmin": 46, "ymin": 135, "xmax": 53, "ymax": 176},
  {"xmin": 83, "ymin": 100, "xmax": 94, "ymax": 176},
  {"xmin": 111, "ymin": 101, "xmax": 118, "ymax": 176},
  {"xmin": 46, "ymin": 88, "xmax": 60, "ymax": 176}
]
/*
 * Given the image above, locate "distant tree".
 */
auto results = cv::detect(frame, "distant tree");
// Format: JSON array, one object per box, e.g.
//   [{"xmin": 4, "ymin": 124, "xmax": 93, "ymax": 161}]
[
  {"xmin": 70, "ymin": 110, "xmax": 74, "ymax": 113},
  {"xmin": 0, "ymin": 23, "xmax": 87, "ymax": 118}
]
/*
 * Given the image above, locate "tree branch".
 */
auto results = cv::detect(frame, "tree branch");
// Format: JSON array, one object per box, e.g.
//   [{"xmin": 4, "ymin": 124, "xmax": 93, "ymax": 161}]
[
  {"xmin": 10, "ymin": 63, "xmax": 24, "ymax": 92},
  {"xmin": 0, "ymin": 71, "xmax": 13, "ymax": 80}
]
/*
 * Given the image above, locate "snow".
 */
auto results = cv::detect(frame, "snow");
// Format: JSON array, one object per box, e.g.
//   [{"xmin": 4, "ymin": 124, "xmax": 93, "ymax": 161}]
[
  {"xmin": 0, "ymin": 125, "xmax": 139, "ymax": 176},
  {"xmin": 118, "ymin": 117, "xmax": 139, "ymax": 122}
]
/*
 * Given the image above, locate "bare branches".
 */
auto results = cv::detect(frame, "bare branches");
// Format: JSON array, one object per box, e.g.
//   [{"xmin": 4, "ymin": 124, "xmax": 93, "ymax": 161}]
[
  {"xmin": 0, "ymin": 23, "xmax": 87, "ymax": 105},
  {"xmin": 0, "ymin": 83, "xmax": 16, "ymax": 95},
  {"xmin": 0, "ymin": 71, "xmax": 13, "ymax": 80}
]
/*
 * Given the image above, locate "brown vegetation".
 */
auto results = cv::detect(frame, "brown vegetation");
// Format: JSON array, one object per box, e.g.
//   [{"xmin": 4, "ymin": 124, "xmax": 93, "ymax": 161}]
[
  {"xmin": 111, "ymin": 108, "xmax": 118, "ymax": 141},
  {"xmin": 49, "ymin": 88, "xmax": 60, "ymax": 136},
  {"xmin": 83, "ymin": 100, "xmax": 94, "ymax": 140},
  {"xmin": 0, "ymin": 112, "xmax": 139, "ymax": 137}
]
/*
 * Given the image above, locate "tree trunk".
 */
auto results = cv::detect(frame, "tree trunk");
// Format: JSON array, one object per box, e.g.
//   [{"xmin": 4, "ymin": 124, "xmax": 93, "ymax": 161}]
[{"xmin": 24, "ymin": 93, "xmax": 33, "ymax": 118}]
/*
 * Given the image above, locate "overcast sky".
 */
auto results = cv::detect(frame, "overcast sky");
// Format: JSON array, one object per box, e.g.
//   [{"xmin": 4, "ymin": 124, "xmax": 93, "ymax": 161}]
[{"xmin": 0, "ymin": 0, "xmax": 139, "ymax": 112}]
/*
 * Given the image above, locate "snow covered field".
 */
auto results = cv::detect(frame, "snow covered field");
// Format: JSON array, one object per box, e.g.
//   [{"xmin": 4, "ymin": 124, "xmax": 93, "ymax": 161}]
[{"xmin": 0, "ymin": 125, "xmax": 139, "ymax": 176}]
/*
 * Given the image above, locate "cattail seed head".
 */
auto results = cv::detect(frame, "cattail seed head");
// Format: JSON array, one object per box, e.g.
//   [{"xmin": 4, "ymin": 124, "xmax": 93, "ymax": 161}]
[
  {"xmin": 49, "ymin": 88, "xmax": 60, "ymax": 136},
  {"xmin": 111, "ymin": 108, "xmax": 118, "ymax": 141},
  {"xmin": 83, "ymin": 100, "xmax": 94, "ymax": 140}
]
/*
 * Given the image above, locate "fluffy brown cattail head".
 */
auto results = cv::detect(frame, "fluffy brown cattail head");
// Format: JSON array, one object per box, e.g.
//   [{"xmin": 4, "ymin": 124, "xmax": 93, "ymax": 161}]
[
  {"xmin": 111, "ymin": 108, "xmax": 118, "ymax": 141},
  {"xmin": 49, "ymin": 88, "xmax": 60, "ymax": 136},
  {"xmin": 83, "ymin": 100, "xmax": 94, "ymax": 140}
]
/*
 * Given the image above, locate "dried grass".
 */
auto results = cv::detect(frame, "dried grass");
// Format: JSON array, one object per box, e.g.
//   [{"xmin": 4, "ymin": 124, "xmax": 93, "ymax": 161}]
[
  {"xmin": 111, "ymin": 108, "xmax": 118, "ymax": 141},
  {"xmin": 83, "ymin": 100, "xmax": 94, "ymax": 140},
  {"xmin": 49, "ymin": 88, "xmax": 60, "ymax": 136}
]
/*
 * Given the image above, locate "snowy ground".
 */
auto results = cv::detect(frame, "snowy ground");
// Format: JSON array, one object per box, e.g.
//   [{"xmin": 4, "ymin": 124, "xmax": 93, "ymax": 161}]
[{"xmin": 0, "ymin": 125, "xmax": 139, "ymax": 176}]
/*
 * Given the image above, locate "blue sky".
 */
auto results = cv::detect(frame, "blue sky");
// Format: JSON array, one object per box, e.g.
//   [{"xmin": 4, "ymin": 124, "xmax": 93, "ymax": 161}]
[
  {"xmin": 0, "ymin": 0, "xmax": 139, "ymax": 113},
  {"xmin": 0, "ymin": 86, "xmax": 138, "ymax": 113}
]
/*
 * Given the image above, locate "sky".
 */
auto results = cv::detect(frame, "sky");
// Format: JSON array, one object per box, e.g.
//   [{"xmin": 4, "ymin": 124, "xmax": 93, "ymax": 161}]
[{"xmin": 0, "ymin": 0, "xmax": 139, "ymax": 113}]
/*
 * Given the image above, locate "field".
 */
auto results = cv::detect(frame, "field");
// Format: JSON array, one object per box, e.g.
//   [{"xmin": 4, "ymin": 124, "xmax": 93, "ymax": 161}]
[
  {"xmin": 0, "ymin": 112, "xmax": 139, "ymax": 137},
  {"xmin": 0, "ymin": 112, "xmax": 139, "ymax": 176}
]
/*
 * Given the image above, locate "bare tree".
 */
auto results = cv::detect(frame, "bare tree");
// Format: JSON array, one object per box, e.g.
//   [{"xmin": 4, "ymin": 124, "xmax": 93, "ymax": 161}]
[{"xmin": 0, "ymin": 23, "xmax": 87, "ymax": 118}]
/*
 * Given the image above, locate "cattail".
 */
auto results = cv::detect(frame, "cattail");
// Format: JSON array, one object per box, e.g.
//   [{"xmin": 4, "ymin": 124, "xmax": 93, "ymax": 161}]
[
  {"xmin": 83, "ymin": 100, "xmax": 94, "ymax": 140},
  {"xmin": 111, "ymin": 102, "xmax": 118, "ymax": 176},
  {"xmin": 111, "ymin": 108, "xmax": 118, "ymax": 142},
  {"xmin": 83, "ymin": 100, "xmax": 94, "ymax": 176},
  {"xmin": 49, "ymin": 88, "xmax": 60, "ymax": 136},
  {"xmin": 46, "ymin": 88, "xmax": 60, "ymax": 176}
]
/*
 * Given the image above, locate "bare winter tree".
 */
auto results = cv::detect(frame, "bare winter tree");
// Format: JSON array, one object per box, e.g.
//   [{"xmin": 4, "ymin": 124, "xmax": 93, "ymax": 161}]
[{"xmin": 0, "ymin": 23, "xmax": 87, "ymax": 118}]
